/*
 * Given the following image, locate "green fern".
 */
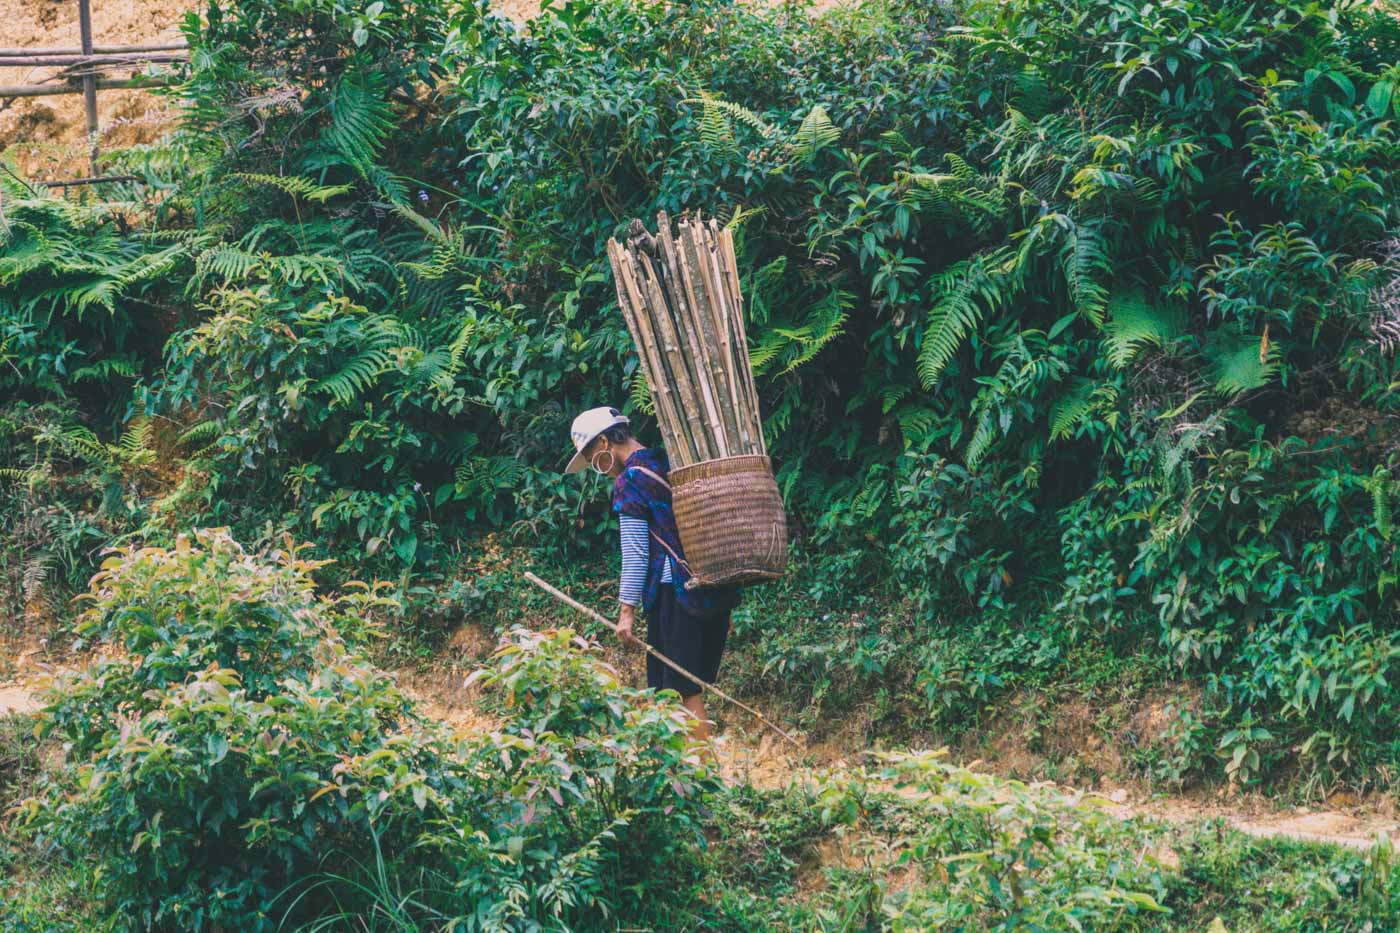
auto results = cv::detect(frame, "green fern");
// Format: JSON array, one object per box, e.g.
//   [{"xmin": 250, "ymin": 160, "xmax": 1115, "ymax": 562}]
[
  {"xmin": 1060, "ymin": 218, "xmax": 1111, "ymax": 327},
  {"xmin": 1012, "ymin": 66, "xmax": 1055, "ymax": 119},
  {"xmin": 901, "ymin": 159, "xmax": 1007, "ymax": 232},
  {"xmin": 1102, "ymin": 288, "xmax": 1181, "ymax": 368},
  {"xmin": 324, "ymin": 68, "xmax": 397, "ymax": 177},
  {"xmin": 686, "ymin": 93, "xmax": 777, "ymax": 142},
  {"xmin": 190, "ymin": 243, "xmax": 341, "ymax": 292},
  {"xmin": 233, "ymin": 172, "xmax": 354, "ymax": 203},
  {"xmin": 177, "ymin": 420, "xmax": 223, "ymax": 448},
  {"xmin": 1203, "ymin": 326, "xmax": 1278, "ymax": 395},
  {"xmin": 628, "ymin": 369, "xmax": 655, "ymax": 416},
  {"xmin": 117, "ymin": 417, "xmax": 156, "ymax": 468},
  {"xmin": 749, "ymin": 289, "xmax": 851, "ymax": 376},
  {"xmin": 1368, "ymin": 467, "xmax": 1394, "ymax": 541},
  {"xmin": 792, "ymin": 105, "xmax": 841, "ymax": 162},
  {"xmin": 917, "ymin": 247, "xmax": 1022, "ymax": 389},
  {"xmin": 1049, "ymin": 377, "xmax": 1097, "ymax": 440},
  {"xmin": 895, "ymin": 404, "xmax": 939, "ymax": 443},
  {"xmin": 454, "ymin": 455, "xmax": 527, "ymax": 501},
  {"xmin": 71, "ymin": 358, "xmax": 138, "ymax": 383},
  {"xmin": 314, "ymin": 349, "xmax": 391, "ymax": 405},
  {"xmin": 964, "ymin": 410, "xmax": 998, "ymax": 471}
]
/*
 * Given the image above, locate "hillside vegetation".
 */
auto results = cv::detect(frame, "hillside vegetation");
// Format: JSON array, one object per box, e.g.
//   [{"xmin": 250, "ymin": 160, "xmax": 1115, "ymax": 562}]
[{"xmin": 2, "ymin": 0, "xmax": 1400, "ymax": 927}]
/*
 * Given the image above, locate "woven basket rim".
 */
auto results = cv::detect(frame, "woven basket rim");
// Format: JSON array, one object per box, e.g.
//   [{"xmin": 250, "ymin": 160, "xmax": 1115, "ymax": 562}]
[{"xmin": 670, "ymin": 454, "xmax": 773, "ymax": 480}]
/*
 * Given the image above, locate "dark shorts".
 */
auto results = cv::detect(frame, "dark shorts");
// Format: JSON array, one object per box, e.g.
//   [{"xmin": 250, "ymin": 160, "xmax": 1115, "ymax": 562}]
[{"xmin": 646, "ymin": 585, "xmax": 730, "ymax": 698}]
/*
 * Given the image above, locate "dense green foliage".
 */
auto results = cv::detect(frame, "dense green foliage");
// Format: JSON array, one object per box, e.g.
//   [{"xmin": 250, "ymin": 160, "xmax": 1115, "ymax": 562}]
[
  {"xmin": 8, "ymin": 533, "xmax": 715, "ymax": 929},
  {"xmin": 2, "ymin": 0, "xmax": 1399, "ymax": 798}
]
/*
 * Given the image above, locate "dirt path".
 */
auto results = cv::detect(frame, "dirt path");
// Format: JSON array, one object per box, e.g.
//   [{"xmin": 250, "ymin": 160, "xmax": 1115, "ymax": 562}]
[
  {"xmin": 710, "ymin": 731, "xmax": 1399, "ymax": 851},
  {"xmin": 3, "ymin": 663, "xmax": 1394, "ymax": 851}
]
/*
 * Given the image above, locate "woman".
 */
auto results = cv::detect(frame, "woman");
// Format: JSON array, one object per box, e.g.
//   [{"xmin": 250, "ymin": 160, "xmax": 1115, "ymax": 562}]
[{"xmin": 564, "ymin": 406, "xmax": 736, "ymax": 741}]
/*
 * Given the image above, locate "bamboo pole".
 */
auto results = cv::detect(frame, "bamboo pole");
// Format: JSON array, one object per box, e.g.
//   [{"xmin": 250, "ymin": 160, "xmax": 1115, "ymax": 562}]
[
  {"xmin": 0, "ymin": 77, "xmax": 174, "ymax": 98},
  {"xmin": 0, "ymin": 42, "xmax": 187, "ymax": 56},
  {"xmin": 609, "ymin": 242, "xmax": 697, "ymax": 465},
  {"xmin": 704, "ymin": 220, "xmax": 759, "ymax": 454},
  {"xmin": 658, "ymin": 212, "xmax": 729, "ymax": 458},
  {"xmin": 676, "ymin": 219, "xmax": 745, "ymax": 454},
  {"xmin": 696, "ymin": 220, "xmax": 762, "ymax": 455},
  {"xmin": 524, "ymin": 571, "xmax": 799, "ymax": 746},
  {"xmin": 38, "ymin": 174, "xmax": 141, "ymax": 187},
  {"xmin": 608, "ymin": 211, "xmax": 769, "ymax": 465},
  {"xmin": 719, "ymin": 223, "xmax": 767, "ymax": 453},
  {"xmin": 77, "ymin": 0, "xmax": 99, "ymax": 176},
  {"xmin": 635, "ymin": 250, "xmax": 715, "ymax": 464},
  {"xmin": 608, "ymin": 241, "xmax": 675, "ymax": 445},
  {"xmin": 0, "ymin": 52, "xmax": 187, "ymax": 66},
  {"xmin": 624, "ymin": 251, "xmax": 700, "ymax": 465}
]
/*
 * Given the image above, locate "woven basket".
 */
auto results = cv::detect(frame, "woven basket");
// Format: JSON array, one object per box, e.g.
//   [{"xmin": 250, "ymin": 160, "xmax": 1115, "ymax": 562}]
[{"xmin": 670, "ymin": 455, "xmax": 788, "ymax": 588}]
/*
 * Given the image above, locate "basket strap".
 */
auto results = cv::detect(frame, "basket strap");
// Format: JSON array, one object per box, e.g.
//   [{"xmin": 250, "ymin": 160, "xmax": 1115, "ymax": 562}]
[
  {"xmin": 627, "ymin": 465, "xmax": 671, "ymax": 490},
  {"xmin": 624, "ymin": 465, "xmax": 700, "ymax": 586}
]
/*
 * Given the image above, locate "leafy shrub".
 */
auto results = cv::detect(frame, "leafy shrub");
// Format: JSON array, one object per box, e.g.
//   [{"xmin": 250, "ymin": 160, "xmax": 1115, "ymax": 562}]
[
  {"xmin": 16, "ymin": 532, "xmax": 716, "ymax": 930},
  {"xmin": 876, "ymin": 751, "xmax": 1169, "ymax": 930}
]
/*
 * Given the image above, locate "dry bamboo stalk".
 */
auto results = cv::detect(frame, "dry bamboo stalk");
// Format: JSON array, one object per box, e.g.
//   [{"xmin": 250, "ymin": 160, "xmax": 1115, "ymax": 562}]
[
  {"xmin": 718, "ymin": 223, "xmax": 767, "ymax": 453},
  {"xmin": 613, "ymin": 252, "xmax": 680, "ymax": 456},
  {"xmin": 696, "ymin": 220, "xmax": 762, "ymax": 455},
  {"xmin": 672, "ymin": 218, "xmax": 743, "ymax": 456},
  {"xmin": 627, "ymin": 256, "xmax": 698, "ymax": 466},
  {"xmin": 609, "ymin": 212, "xmax": 769, "ymax": 465},
  {"xmin": 657, "ymin": 214, "xmax": 729, "ymax": 458},
  {"xmin": 635, "ymin": 251, "xmax": 715, "ymax": 463},
  {"xmin": 680, "ymin": 218, "xmax": 750, "ymax": 451},
  {"xmin": 608, "ymin": 241, "xmax": 683, "ymax": 456},
  {"xmin": 611, "ymin": 244, "xmax": 699, "ymax": 465}
]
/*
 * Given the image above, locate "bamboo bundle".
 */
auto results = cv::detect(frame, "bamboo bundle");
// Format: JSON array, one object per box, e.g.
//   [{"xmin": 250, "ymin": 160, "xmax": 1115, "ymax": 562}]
[
  {"xmin": 607, "ymin": 211, "xmax": 788, "ymax": 587},
  {"xmin": 607, "ymin": 212, "xmax": 767, "ymax": 469}
]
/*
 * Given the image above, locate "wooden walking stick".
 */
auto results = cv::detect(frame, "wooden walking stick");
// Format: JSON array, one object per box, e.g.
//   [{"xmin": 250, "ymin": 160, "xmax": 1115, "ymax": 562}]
[{"xmin": 523, "ymin": 572, "xmax": 799, "ymax": 747}]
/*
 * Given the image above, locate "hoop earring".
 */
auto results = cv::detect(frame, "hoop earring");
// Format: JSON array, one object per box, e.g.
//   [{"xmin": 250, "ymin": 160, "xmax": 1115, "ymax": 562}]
[{"xmin": 591, "ymin": 449, "xmax": 615, "ymax": 475}]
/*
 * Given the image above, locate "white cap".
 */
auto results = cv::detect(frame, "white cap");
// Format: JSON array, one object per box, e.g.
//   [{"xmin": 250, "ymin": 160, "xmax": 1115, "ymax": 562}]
[{"xmin": 564, "ymin": 406, "xmax": 630, "ymax": 473}]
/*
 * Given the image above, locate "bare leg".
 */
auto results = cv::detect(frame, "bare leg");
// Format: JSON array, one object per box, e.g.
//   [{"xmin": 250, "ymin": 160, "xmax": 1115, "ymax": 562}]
[{"xmin": 680, "ymin": 692, "xmax": 712, "ymax": 744}]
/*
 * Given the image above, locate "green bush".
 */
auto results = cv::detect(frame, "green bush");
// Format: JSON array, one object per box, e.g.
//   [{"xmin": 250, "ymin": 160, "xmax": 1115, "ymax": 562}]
[{"xmin": 16, "ymin": 531, "xmax": 716, "ymax": 930}]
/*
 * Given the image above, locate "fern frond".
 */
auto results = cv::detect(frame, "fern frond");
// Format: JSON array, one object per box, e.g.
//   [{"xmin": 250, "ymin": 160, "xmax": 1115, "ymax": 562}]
[
  {"xmin": 792, "ymin": 105, "xmax": 840, "ymax": 162},
  {"xmin": 1012, "ymin": 66, "xmax": 1055, "ymax": 119},
  {"xmin": 917, "ymin": 248, "xmax": 1021, "ymax": 389},
  {"xmin": 428, "ymin": 312, "xmax": 479, "ymax": 392},
  {"xmin": 965, "ymin": 410, "xmax": 997, "ymax": 471},
  {"xmin": 1102, "ymin": 288, "xmax": 1181, "ymax": 368},
  {"xmin": 1203, "ymin": 327, "xmax": 1278, "ymax": 395},
  {"xmin": 628, "ymin": 369, "xmax": 655, "ymax": 416},
  {"xmin": 776, "ymin": 289, "xmax": 850, "ymax": 374},
  {"xmin": 1048, "ymin": 377, "xmax": 1097, "ymax": 440},
  {"xmin": 324, "ymin": 69, "xmax": 396, "ymax": 177},
  {"xmin": 233, "ymin": 172, "xmax": 354, "ymax": 203},
  {"xmin": 901, "ymin": 161, "xmax": 1007, "ymax": 231},
  {"xmin": 117, "ymin": 417, "xmax": 156, "ymax": 467},
  {"xmin": 314, "ymin": 349, "xmax": 390, "ymax": 405},
  {"xmin": 454, "ymin": 455, "xmax": 527, "ymax": 500},
  {"xmin": 895, "ymin": 404, "xmax": 938, "ymax": 443},
  {"xmin": 70, "ymin": 358, "xmax": 138, "ymax": 383},
  {"xmin": 1060, "ymin": 218, "xmax": 1111, "ymax": 327},
  {"xmin": 747, "ymin": 336, "xmax": 785, "ymax": 375},
  {"xmin": 177, "ymin": 420, "xmax": 222, "ymax": 446},
  {"xmin": 684, "ymin": 93, "xmax": 777, "ymax": 155}
]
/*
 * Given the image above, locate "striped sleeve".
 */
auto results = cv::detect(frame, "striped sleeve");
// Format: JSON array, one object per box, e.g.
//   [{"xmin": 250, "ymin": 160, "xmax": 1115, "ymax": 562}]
[{"xmin": 618, "ymin": 515, "xmax": 650, "ymax": 607}]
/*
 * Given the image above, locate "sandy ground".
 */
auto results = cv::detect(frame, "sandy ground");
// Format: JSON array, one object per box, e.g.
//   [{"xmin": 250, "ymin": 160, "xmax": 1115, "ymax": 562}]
[{"xmin": 0, "ymin": 0, "xmax": 190, "ymax": 180}]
